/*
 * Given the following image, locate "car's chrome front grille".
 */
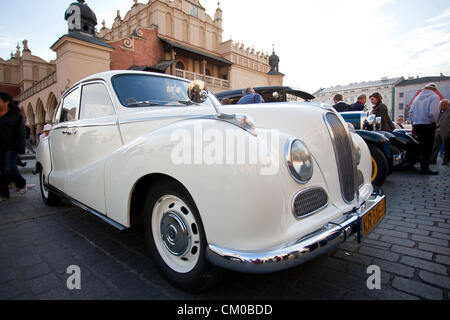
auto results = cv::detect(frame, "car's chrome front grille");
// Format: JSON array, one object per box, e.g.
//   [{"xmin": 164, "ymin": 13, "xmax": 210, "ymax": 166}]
[
  {"xmin": 324, "ymin": 113, "xmax": 357, "ymax": 203},
  {"xmin": 292, "ymin": 188, "xmax": 328, "ymax": 219}
]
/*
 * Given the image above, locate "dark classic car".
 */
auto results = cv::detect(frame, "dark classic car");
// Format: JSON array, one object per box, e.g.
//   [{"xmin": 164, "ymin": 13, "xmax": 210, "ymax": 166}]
[
  {"xmin": 340, "ymin": 111, "xmax": 418, "ymax": 165},
  {"xmin": 215, "ymin": 86, "xmax": 315, "ymax": 104},
  {"xmin": 339, "ymin": 111, "xmax": 414, "ymax": 186},
  {"xmin": 216, "ymin": 86, "xmax": 402, "ymax": 186}
]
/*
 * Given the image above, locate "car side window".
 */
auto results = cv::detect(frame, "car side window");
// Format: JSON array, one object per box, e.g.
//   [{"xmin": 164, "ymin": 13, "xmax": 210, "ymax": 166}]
[
  {"xmin": 60, "ymin": 87, "xmax": 80, "ymax": 123},
  {"xmin": 80, "ymin": 83, "xmax": 115, "ymax": 120}
]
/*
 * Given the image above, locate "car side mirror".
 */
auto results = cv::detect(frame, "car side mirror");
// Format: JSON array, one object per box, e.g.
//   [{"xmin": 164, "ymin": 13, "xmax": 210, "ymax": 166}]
[
  {"xmin": 364, "ymin": 114, "xmax": 376, "ymax": 131},
  {"xmin": 366, "ymin": 115, "xmax": 376, "ymax": 125},
  {"xmin": 188, "ymin": 80, "xmax": 208, "ymax": 104}
]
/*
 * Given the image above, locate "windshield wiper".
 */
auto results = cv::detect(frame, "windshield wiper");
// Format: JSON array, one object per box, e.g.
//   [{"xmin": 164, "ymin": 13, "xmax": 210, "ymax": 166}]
[{"xmin": 127, "ymin": 101, "xmax": 160, "ymax": 107}]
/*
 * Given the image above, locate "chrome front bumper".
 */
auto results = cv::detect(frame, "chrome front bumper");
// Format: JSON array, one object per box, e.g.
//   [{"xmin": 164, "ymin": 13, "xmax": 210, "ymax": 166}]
[{"xmin": 207, "ymin": 192, "xmax": 385, "ymax": 274}]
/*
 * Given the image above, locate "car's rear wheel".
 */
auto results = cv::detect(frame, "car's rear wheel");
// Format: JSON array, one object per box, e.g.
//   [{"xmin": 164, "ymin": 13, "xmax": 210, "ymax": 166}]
[
  {"xmin": 368, "ymin": 145, "xmax": 389, "ymax": 186},
  {"xmin": 143, "ymin": 179, "xmax": 223, "ymax": 292},
  {"xmin": 39, "ymin": 170, "xmax": 60, "ymax": 206}
]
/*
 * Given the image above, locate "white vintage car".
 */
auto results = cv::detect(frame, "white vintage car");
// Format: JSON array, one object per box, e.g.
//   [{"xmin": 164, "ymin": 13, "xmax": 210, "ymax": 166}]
[{"xmin": 36, "ymin": 70, "xmax": 386, "ymax": 292}]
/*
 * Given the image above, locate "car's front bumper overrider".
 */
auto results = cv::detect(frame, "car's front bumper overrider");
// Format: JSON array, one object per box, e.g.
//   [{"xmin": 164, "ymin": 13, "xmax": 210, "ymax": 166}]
[
  {"xmin": 206, "ymin": 192, "xmax": 385, "ymax": 274},
  {"xmin": 393, "ymin": 150, "xmax": 406, "ymax": 167}
]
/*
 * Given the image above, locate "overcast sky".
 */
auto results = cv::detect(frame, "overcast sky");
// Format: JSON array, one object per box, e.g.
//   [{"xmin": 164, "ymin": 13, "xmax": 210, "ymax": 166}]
[{"xmin": 1, "ymin": 0, "xmax": 449, "ymax": 93}]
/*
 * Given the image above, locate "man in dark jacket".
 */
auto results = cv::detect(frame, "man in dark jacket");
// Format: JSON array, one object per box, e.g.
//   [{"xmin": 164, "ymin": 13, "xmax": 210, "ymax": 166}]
[
  {"xmin": 332, "ymin": 94, "xmax": 351, "ymax": 112},
  {"xmin": 350, "ymin": 95, "xmax": 367, "ymax": 111},
  {"xmin": 0, "ymin": 92, "xmax": 27, "ymax": 201}
]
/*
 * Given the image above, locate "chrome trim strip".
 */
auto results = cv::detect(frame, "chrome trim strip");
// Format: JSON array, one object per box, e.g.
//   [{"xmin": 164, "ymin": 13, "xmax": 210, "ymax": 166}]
[
  {"xmin": 52, "ymin": 122, "xmax": 117, "ymax": 130},
  {"xmin": 291, "ymin": 187, "xmax": 329, "ymax": 220},
  {"xmin": 71, "ymin": 122, "xmax": 117, "ymax": 128},
  {"xmin": 207, "ymin": 193, "xmax": 385, "ymax": 274},
  {"xmin": 45, "ymin": 184, "xmax": 127, "ymax": 231},
  {"xmin": 119, "ymin": 114, "xmax": 202, "ymax": 125}
]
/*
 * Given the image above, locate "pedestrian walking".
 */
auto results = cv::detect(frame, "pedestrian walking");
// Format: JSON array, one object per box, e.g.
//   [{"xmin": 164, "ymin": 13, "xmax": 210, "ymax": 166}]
[
  {"xmin": 409, "ymin": 83, "xmax": 441, "ymax": 175},
  {"xmin": 25, "ymin": 125, "xmax": 35, "ymax": 154},
  {"xmin": 0, "ymin": 91, "xmax": 29, "ymax": 202},
  {"xmin": 431, "ymin": 99, "xmax": 450, "ymax": 165},
  {"xmin": 350, "ymin": 95, "xmax": 367, "ymax": 112},
  {"xmin": 237, "ymin": 87, "xmax": 264, "ymax": 105},
  {"xmin": 332, "ymin": 94, "xmax": 351, "ymax": 112},
  {"xmin": 370, "ymin": 93, "xmax": 395, "ymax": 132}
]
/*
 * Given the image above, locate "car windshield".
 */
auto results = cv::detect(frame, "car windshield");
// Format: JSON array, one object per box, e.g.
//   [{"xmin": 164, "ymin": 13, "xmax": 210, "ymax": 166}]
[{"xmin": 112, "ymin": 74, "xmax": 215, "ymax": 108}]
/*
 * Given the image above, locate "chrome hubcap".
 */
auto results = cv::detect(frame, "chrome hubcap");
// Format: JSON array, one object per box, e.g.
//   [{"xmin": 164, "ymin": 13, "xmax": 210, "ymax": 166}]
[{"xmin": 160, "ymin": 211, "xmax": 190, "ymax": 256}]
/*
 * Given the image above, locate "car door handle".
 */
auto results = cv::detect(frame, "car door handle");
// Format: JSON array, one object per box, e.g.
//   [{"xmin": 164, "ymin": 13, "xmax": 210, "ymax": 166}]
[{"xmin": 62, "ymin": 128, "xmax": 78, "ymax": 136}]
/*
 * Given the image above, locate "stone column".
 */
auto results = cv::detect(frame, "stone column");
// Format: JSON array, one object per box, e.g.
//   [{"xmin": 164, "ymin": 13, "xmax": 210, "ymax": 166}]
[{"xmin": 202, "ymin": 59, "xmax": 207, "ymax": 75}]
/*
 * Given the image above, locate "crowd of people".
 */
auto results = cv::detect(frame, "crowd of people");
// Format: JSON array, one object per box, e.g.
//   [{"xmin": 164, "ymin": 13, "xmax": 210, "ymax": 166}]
[{"xmin": 331, "ymin": 83, "xmax": 448, "ymax": 175}]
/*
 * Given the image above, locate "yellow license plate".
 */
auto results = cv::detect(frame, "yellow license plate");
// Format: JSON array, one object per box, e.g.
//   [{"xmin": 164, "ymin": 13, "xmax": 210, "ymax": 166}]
[{"xmin": 361, "ymin": 197, "xmax": 386, "ymax": 238}]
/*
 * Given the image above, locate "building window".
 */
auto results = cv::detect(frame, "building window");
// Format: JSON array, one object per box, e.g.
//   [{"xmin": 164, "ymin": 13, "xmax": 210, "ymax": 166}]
[
  {"xmin": 399, "ymin": 103, "xmax": 404, "ymax": 110},
  {"xmin": 399, "ymin": 92, "xmax": 404, "ymax": 98},
  {"xmin": 190, "ymin": 5, "xmax": 198, "ymax": 18},
  {"xmin": 176, "ymin": 61, "xmax": 185, "ymax": 70},
  {"xmin": 205, "ymin": 68, "xmax": 211, "ymax": 77}
]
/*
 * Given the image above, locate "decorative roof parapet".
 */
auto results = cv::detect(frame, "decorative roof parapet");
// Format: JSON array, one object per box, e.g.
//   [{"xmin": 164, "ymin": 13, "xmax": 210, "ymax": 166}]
[{"xmin": 230, "ymin": 41, "xmax": 269, "ymax": 62}]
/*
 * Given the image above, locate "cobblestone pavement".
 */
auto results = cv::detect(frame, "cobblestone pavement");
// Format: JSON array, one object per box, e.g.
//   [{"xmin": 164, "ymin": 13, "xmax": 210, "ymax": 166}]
[{"xmin": 0, "ymin": 160, "xmax": 449, "ymax": 300}]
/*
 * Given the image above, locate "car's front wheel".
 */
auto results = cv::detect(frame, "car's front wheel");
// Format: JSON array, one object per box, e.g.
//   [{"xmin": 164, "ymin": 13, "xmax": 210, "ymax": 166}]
[{"xmin": 143, "ymin": 179, "xmax": 223, "ymax": 292}]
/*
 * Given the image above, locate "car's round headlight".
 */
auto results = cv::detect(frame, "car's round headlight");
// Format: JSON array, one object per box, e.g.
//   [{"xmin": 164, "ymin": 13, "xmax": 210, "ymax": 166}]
[{"xmin": 285, "ymin": 138, "xmax": 313, "ymax": 183}]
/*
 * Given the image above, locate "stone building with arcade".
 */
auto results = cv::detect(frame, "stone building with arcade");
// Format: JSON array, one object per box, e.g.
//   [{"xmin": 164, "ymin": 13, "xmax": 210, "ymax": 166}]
[{"xmin": 0, "ymin": 0, "xmax": 284, "ymax": 143}]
